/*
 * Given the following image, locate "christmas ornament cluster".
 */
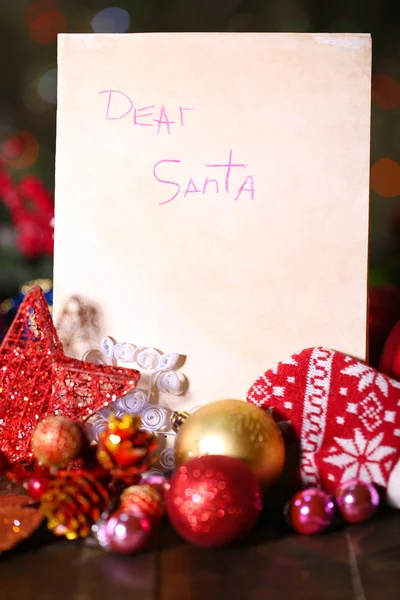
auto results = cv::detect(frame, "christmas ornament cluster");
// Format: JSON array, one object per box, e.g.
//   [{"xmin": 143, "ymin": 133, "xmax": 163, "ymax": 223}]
[{"xmin": 0, "ymin": 285, "xmax": 399, "ymax": 555}]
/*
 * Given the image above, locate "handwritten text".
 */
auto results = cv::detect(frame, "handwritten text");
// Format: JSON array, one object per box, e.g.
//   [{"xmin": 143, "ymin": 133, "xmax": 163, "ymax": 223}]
[
  {"xmin": 100, "ymin": 90, "xmax": 194, "ymax": 135},
  {"xmin": 153, "ymin": 151, "xmax": 256, "ymax": 205},
  {"xmin": 99, "ymin": 91, "xmax": 256, "ymax": 204}
]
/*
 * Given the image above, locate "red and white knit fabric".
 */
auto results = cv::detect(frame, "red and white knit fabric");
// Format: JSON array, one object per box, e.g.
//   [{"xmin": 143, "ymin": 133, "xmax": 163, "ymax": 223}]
[{"xmin": 247, "ymin": 347, "xmax": 400, "ymax": 508}]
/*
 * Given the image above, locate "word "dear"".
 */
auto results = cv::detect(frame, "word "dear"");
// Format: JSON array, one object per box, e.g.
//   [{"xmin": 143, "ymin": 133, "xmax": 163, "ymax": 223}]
[
  {"xmin": 153, "ymin": 150, "xmax": 256, "ymax": 205},
  {"xmin": 99, "ymin": 90, "xmax": 194, "ymax": 135}
]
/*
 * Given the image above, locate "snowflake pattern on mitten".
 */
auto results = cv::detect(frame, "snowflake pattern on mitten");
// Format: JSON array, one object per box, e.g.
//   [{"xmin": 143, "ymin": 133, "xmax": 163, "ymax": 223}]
[{"xmin": 247, "ymin": 347, "xmax": 400, "ymax": 503}]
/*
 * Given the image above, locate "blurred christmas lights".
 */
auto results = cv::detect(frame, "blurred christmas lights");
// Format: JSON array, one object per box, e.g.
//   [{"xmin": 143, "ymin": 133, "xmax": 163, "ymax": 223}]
[
  {"xmin": 372, "ymin": 74, "xmax": 400, "ymax": 110},
  {"xmin": 371, "ymin": 158, "xmax": 400, "ymax": 198},
  {"xmin": 2, "ymin": 132, "xmax": 39, "ymax": 170},
  {"xmin": 24, "ymin": 0, "xmax": 66, "ymax": 45},
  {"xmin": 37, "ymin": 68, "xmax": 57, "ymax": 105},
  {"xmin": 91, "ymin": 7, "xmax": 130, "ymax": 33}
]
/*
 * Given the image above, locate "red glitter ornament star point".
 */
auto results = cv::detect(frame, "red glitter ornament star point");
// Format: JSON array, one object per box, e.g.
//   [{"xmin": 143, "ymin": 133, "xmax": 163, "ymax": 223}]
[{"xmin": 0, "ymin": 286, "xmax": 140, "ymax": 462}]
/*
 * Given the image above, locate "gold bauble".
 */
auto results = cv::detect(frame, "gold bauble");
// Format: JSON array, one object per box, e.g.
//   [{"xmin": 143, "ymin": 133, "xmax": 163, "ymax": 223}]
[{"xmin": 172, "ymin": 399, "xmax": 285, "ymax": 487}]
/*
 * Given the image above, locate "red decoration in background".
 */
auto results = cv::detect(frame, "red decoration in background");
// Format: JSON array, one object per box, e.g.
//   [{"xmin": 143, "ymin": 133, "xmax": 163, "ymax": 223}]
[
  {"xmin": 0, "ymin": 161, "xmax": 54, "ymax": 258},
  {"xmin": 2, "ymin": 136, "xmax": 25, "ymax": 160},
  {"xmin": 380, "ymin": 320, "xmax": 400, "ymax": 381},
  {"xmin": 369, "ymin": 285, "xmax": 400, "ymax": 370},
  {"xmin": 0, "ymin": 285, "xmax": 140, "ymax": 463},
  {"xmin": 2, "ymin": 132, "xmax": 39, "ymax": 170},
  {"xmin": 372, "ymin": 73, "xmax": 400, "ymax": 110},
  {"xmin": 23, "ymin": 0, "xmax": 59, "ymax": 25},
  {"xmin": 29, "ymin": 11, "xmax": 67, "ymax": 45},
  {"xmin": 24, "ymin": 0, "xmax": 66, "ymax": 45}
]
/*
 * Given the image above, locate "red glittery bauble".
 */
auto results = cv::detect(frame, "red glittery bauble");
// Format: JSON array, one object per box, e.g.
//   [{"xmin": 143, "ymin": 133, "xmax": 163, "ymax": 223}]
[
  {"xmin": 166, "ymin": 455, "xmax": 262, "ymax": 548},
  {"xmin": 31, "ymin": 417, "xmax": 83, "ymax": 469},
  {"xmin": 98, "ymin": 509, "xmax": 153, "ymax": 554},
  {"xmin": 335, "ymin": 479, "xmax": 380, "ymax": 524},
  {"xmin": 120, "ymin": 484, "xmax": 164, "ymax": 524},
  {"xmin": 288, "ymin": 488, "xmax": 335, "ymax": 535}
]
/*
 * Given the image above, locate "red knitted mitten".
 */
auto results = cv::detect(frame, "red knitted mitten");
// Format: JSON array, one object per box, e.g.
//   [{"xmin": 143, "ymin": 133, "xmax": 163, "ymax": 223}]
[{"xmin": 247, "ymin": 347, "xmax": 400, "ymax": 507}]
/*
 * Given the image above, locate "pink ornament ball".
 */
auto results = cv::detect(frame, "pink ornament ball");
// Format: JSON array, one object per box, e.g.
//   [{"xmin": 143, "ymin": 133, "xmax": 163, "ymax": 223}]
[
  {"xmin": 97, "ymin": 509, "xmax": 152, "ymax": 554},
  {"xmin": 288, "ymin": 488, "xmax": 335, "ymax": 535},
  {"xmin": 335, "ymin": 479, "xmax": 379, "ymax": 524}
]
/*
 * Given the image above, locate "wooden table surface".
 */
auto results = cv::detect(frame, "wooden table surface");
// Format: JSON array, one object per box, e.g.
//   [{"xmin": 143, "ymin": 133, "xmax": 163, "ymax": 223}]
[{"xmin": 0, "ymin": 498, "xmax": 399, "ymax": 600}]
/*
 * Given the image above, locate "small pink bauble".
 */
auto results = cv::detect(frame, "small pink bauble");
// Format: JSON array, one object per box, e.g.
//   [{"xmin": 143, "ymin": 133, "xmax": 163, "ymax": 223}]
[
  {"xmin": 288, "ymin": 488, "xmax": 335, "ymax": 535},
  {"xmin": 98, "ymin": 509, "xmax": 152, "ymax": 554},
  {"xmin": 335, "ymin": 479, "xmax": 379, "ymax": 523}
]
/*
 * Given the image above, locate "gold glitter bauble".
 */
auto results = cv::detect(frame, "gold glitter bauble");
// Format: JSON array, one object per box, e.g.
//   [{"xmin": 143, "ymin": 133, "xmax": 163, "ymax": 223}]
[{"xmin": 173, "ymin": 399, "xmax": 285, "ymax": 487}]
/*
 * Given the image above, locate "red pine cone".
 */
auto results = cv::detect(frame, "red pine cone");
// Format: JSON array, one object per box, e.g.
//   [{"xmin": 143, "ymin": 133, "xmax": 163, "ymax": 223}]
[
  {"xmin": 96, "ymin": 415, "xmax": 158, "ymax": 486},
  {"xmin": 40, "ymin": 469, "xmax": 111, "ymax": 539}
]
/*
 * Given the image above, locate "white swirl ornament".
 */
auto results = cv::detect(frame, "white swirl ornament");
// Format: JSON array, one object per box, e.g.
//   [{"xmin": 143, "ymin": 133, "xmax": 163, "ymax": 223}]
[
  {"xmin": 159, "ymin": 448, "xmax": 175, "ymax": 470},
  {"xmin": 140, "ymin": 405, "xmax": 169, "ymax": 432},
  {"xmin": 135, "ymin": 346, "xmax": 161, "ymax": 371},
  {"xmin": 114, "ymin": 342, "xmax": 136, "ymax": 364},
  {"xmin": 99, "ymin": 403, "xmax": 124, "ymax": 419},
  {"xmin": 100, "ymin": 336, "xmax": 116, "ymax": 364},
  {"xmin": 155, "ymin": 370, "xmax": 186, "ymax": 395},
  {"xmin": 90, "ymin": 417, "xmax": 109, "ymax": 442},
  {"xmin": 117, "ymin": 391, "xmax": 147, "ymax": 414},
  {"xmin": 158, "ymin": 352, "xmax": 179, "ymax": 370}
]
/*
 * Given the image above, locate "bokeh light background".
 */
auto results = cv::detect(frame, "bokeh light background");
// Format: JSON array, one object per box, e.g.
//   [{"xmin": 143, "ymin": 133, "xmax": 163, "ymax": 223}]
[{"xmin": 0, "ymin": 0, "xmax": 399, "ymax": 300}]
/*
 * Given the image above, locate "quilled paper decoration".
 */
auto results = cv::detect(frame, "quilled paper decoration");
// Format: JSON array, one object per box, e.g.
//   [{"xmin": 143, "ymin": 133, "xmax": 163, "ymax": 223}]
[
  {"xmin": 83, "ymin": 335, "xmax": 187, "ymax": 400},
  {"xmin": 83, "ymin": 336, "xmax": 193, "ymax": 473},
  {"xmin": 0, "ymin": 286, "xmax": 140, "ymax": 463}
]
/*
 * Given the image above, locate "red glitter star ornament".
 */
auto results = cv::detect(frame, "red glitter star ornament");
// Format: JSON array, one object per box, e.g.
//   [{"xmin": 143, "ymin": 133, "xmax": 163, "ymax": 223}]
[{"xmin": 0, "ymin": 286, "xmax": 140, "ymax": 463}]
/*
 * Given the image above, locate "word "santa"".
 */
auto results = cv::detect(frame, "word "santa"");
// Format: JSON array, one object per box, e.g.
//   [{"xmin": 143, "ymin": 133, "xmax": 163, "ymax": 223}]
[{"xmin": 153, "ymin": 150, "xmax": 256, "ymax": 205}]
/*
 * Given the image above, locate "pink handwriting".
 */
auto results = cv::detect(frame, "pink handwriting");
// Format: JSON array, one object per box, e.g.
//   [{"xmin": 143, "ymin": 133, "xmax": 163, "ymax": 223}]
[
  {"xmin": 153, "ymin": 151, "xmax": 256, "ymax": 205},
  {"xmin": 99, "ymin": 90, "xmax": 194, "ymax": 134}
]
